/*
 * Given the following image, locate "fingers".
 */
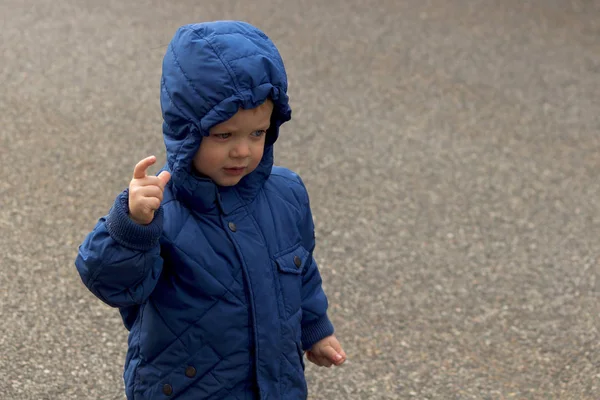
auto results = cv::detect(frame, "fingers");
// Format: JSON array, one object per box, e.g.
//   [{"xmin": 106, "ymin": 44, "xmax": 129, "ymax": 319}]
[
  {"xmin": 307, "ymin": 349, "xmax": 337, "ymax": 367},
  {"xmin": 142, "ymin": 197, "xmax": 162, "ymax": 212},
  {"xmin": 130, "ymin": 185, "xmax": 164, "ymax": 204},
  {"xmin": 132, "ymin": 157, "xmax": 170, "ymax": 189},
  {"xmin": 328, "ymin": 339, "xmax": 346, "ymax": 366},
  {"xmin": 337, "ymin": 349, "xmax": 347, "ymax": 365},
  {"xmin": 306, "ymin": 337, "xmax": 347, "ymax": 368},
  {"xmin": 306, "ymin": 351, "xmax": 315, "ymax": 364},
  {"xmin": 320, "ymin": 345, "xmax": 342, "ymax": 365},
  {"xmin": 134, "ymin": 175, "xmax": 168, "ymax": 188},
  {"xmin": 306, "ymin": 351, "xmax": 333, "ymax": 368},
  {"xmin": 329, "ymin": 338, "xmax": 343, "ymax": 354},
  {"xmin": 157, "ymin": 170, "xmax": 171, "ymax": 189},
  {"xmin": 133, "ymin": 156, "xmax": 157, "ymax": 179},
  {"xmin": 128, "ymin": 158, "xmax": 169, "ymax": 225}
]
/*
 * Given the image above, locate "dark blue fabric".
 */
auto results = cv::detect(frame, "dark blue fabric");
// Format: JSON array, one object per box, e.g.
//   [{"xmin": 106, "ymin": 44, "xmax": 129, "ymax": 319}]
[{"xmin": 75, "ymin": 21, "xmax": 332, "ymax": 400}]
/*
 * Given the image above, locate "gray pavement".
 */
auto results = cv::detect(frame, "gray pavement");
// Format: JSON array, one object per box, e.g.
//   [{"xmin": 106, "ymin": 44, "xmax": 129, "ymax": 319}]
[{"xmin": 2, "ymin": 0, "xmax": 600, "ymax": 399}]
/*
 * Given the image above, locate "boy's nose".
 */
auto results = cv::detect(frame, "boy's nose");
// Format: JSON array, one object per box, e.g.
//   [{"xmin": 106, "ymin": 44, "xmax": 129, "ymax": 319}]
[{"xmin": 231, "ymin": 141, "xmax": 250, "ymax": 158}]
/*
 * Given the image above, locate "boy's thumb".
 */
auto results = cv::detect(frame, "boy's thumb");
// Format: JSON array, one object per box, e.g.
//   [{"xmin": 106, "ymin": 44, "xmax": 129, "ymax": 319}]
[
  {"xmin": 322, "ymin": 345, "xmax": 341, "ymax": 362},
  {"xmin": 158, "ymin": 170, "xmax": 171, "ymax": 188}
]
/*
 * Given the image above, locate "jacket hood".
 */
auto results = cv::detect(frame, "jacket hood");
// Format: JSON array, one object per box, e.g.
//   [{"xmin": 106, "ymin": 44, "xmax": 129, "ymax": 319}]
[{"xmin": 160, "ymin": 21, "xmax": 292, "ymax": 214}]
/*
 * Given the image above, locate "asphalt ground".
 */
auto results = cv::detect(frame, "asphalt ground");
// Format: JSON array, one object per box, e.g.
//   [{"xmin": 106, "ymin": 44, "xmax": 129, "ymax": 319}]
[{"xmin": 1, "ymin": 0, "xmax": 599, "ymax": 398}]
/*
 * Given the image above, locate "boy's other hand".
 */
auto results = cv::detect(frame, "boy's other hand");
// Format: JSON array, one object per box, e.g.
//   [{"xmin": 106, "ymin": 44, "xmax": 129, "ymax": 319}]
[
  {"xmin": 128, "ymin": 156, "xmax": 171, "ymax": 225},
  {"xmin": 306, "ymin": 335, "xmax": 347, "ymax": 368}
]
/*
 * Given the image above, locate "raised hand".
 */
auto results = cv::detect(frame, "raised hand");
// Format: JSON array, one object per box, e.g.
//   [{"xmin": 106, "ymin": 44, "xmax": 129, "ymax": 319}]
[{"xmin": 128, "ymin": 156, "xmax": 171, "ymax": 225}]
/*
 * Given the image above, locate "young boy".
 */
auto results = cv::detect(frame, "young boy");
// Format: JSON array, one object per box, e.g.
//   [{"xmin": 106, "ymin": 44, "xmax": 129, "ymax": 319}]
[{"xmin": 75, "ymin": 21, "xmax": 345, "ymax": 399}]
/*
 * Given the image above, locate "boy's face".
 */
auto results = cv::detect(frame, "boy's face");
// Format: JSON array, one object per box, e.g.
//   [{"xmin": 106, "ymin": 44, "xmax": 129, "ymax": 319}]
[{"xmin": 193, "ymin": 99, "xmax": 273, "ymax": 186}]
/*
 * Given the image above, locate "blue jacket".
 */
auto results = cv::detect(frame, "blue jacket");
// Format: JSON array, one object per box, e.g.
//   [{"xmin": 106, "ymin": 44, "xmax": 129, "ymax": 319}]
[{"xmin": 75, "ymin": 21, "xmax": 333, "ymax": 400}]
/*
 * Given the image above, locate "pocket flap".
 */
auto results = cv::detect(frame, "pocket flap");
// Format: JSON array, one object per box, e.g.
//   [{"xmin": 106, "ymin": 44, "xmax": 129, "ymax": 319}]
[{"xmin": 275, "ymin": 244, "xmax": 310, "ymax": 275}]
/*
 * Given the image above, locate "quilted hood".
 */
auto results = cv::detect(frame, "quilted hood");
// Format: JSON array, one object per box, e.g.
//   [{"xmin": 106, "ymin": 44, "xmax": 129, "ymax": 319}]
[{"xmin": 160, "ymin": 21, "xmax": 292, "ymax": 209}]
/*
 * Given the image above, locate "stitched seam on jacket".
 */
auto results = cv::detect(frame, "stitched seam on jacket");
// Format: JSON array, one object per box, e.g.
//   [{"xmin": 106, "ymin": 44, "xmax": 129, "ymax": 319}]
[
  {"xmin": 204, "ymin": 31, "xmax": 286, "ymax": 79},
  {"xmin": 229, "ymin": 50, "xmax": 286, "ymax": 81},
  {"xmin": 197, "ymin": 32, "xmax": 241, "ymax": 95},
  {"xmin": 132, "ymin": 302, "xmax": 145, "ymax": 400},
  {"xmin": 247, "ymin": 211, "xmax": 269, "ymax": 252},
  {"xmin": 161, "ymin": 77, "xmax": 196, "ymax": 164},
  {"xmin": 126, "ymin": 250, "xmax": 151, "ymax": 304},
  {"xmin": 225, "ymin": 223, "xmax": 262, "ymax": 393},
  {"xmin": 226, "ymin": 52, "xmax": 262, "ymax": 64},
  {"xmin": 205, "ymin": 370, "xmax": 242, "ymax": 400},
  {"xmin": 269, "ymin": 171, "xmax": 300, "ymax": 183},
  {"xmin": 300, "ymin": 308, "xmax": 322, "ymax": 327},
  {"xmin": 170, "ymin": 299, "xmax": 222, "ymax": 359},
  {"xmin": 162, "ymin": 118, "xmax": 194, "ymax": 173},
  {"xmin": 169, "ymin": 39, "xmax": 208, "ymax": 105},
  {"xmin": 230, "ymin": 263, "xmax": 245, "ymax": 292},
  {"xmin": 144, "ymin": 300, "xmax": 190, "ymax": 365},
  {"xmin": 170, "ymin": 212, "xmax": 246, "ymax": 306},
  {"xmin": 265, "ymin": 172, "xmax": 306, "ymax": 205},
  {"xmin": 161, "ymin": 78, "xmax": 189, "ymax": 124},
  {"xmin": 269, "ymin": 172, "xmax": 308, "ymax": 208},
  {"xmin": 170, "ymin": 241, "xmax": 246, "ymax": 306},
  {"xmin": 208, "ymin": 31, "xmax": 263, "ymax": 39},
  {"xmin": 148, "ymin": 345, "xmax": 224, "ymax": 399},
  {"xmin": 272, "ymin": 242, "xmax": 304, "ymax": 260},
  {"xmin": 87, "ymin": 251, "xmax": 145, "ymax": 305},
  {"xmin": 262, "ymin": 185, "xmax": 301, "ymax": 215},
  {"xmin": 282, "ymin": 350, "xmax": 302, "ymax": 374},
  {"xmin": 144, "ymin": 299, "xmax": 225, "ymax": 368},
  {"xmin": 171, "ymin": 212, "xmax": 193, "ymax": 244}
]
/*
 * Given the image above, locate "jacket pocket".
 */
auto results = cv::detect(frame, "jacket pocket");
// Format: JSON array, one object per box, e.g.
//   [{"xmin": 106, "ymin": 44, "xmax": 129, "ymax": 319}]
[
  {"xmin": 135, "ymin": 343, "xmax": 222, "ymax": 399},
  {"xmin": 274, "ymin": 244, "xmax": 310, "ymax": 319}
]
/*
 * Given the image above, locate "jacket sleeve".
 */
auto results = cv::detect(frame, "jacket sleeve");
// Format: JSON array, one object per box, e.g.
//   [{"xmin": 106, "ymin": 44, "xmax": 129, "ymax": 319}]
[
  {"xmin": 297, "ymin": 180, "xmax": 335, "ymax": 351},
  {"xmin": 75, "ymin": 189, "xmax": 164, "ymax": 308}
]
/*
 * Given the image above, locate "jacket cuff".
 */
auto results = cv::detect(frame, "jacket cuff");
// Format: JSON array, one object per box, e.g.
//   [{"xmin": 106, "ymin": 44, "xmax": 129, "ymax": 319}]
[
  {"xmin": 105, "ymin": 189, "xmax": 163, "ymax": 251},
  {"xmin": 301, "ymin": 314, "xmax": 334, "ymax": 351}
]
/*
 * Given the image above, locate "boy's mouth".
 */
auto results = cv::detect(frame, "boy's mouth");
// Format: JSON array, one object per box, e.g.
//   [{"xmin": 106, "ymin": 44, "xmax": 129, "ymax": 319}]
[{"xmin": 223, "ymin": 166, "xmax": 246, "ymax": 176}]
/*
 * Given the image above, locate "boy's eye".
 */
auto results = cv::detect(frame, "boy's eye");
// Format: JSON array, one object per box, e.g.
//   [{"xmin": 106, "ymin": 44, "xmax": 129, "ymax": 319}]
[
  {"xmin": 213, "ymin": 133, "xmax": 231, "ymax": 139},
  {"xmin": 251, "ymin": 130, "xmax": 266, "ymax": 138}
]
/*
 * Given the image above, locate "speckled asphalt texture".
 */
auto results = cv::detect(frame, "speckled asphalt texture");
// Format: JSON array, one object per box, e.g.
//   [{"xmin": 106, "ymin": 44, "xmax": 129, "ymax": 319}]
[{"xmin": 2, "ymin": 1, "xmax": 599, "ymax": 399}]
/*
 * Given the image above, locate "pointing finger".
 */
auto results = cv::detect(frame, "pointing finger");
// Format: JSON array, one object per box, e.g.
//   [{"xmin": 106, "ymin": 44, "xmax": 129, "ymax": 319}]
[{"xmin": 133, "ymin": 156, "xmax": 156, "ymax": 180}]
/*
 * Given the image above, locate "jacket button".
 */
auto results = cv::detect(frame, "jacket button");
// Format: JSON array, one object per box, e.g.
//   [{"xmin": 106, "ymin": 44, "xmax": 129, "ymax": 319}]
[
  {"xmin": 228, "ymin": 222, "xmax": 237, "ymax": 232},
  {"xmin": 294, "ymin": 256, "xmax": 302, "ymax": 268},
  {"xmin": 162, "ymin": 383, "xmax": 173, "ymax": 396},
  {"xmin": 185, "ymin": 366, "xmax": 196, "ymax": 378}
]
